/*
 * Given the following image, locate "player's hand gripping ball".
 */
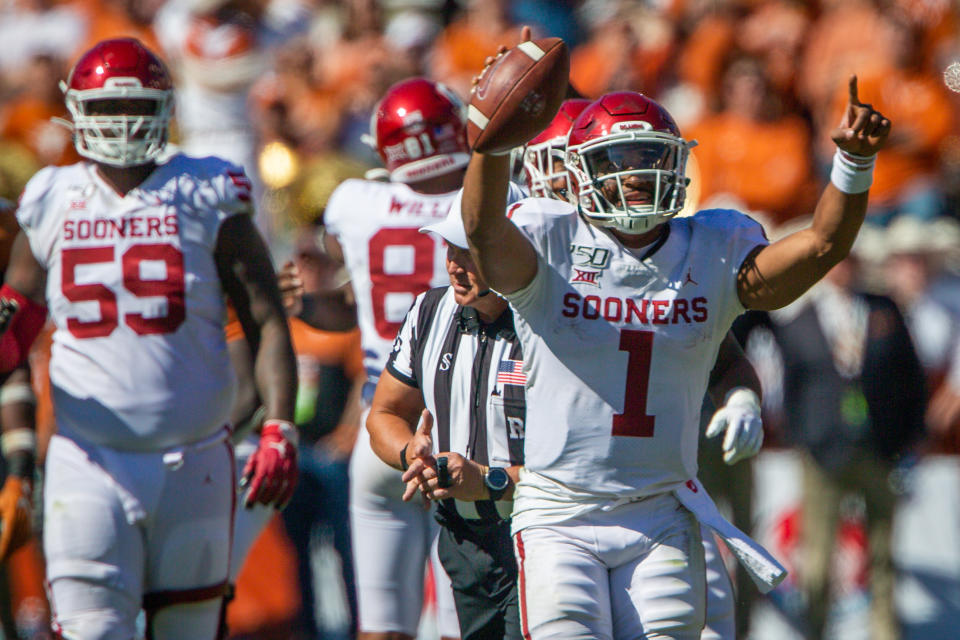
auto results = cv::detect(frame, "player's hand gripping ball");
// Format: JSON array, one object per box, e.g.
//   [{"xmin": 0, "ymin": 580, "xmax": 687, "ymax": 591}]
[{"xmin": 467, "ymin": 36, "xmax": 570, "ymax": 155}]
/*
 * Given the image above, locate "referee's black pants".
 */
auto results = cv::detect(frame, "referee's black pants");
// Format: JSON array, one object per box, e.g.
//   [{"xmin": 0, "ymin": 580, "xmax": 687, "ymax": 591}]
[{"xmin": 436, "ymin": 514, "xmax": 521, "ymax": 640}]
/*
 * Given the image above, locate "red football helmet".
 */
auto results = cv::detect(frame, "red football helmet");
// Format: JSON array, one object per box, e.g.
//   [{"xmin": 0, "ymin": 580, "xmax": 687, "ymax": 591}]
[
  {"xmin": 365, "ymin": 78, "xmax": 469, "ymax": 183},
  {"xmin": 565, "ymin": 92, "xmax": 695, "ymax": 234},
  {"xmin": 521, "ymin": 98, "xmax": 591, "ymax": 200},
  {"xmin": 63, "ymin": 38, "xmax": 174, "ymax": 167}
]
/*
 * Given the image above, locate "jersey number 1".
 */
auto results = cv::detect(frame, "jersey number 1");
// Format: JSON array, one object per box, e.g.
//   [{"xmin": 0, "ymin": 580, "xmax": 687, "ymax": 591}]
[{"xmin": 612, "ymin": 329, "xmax": 655, "ymax": 437}]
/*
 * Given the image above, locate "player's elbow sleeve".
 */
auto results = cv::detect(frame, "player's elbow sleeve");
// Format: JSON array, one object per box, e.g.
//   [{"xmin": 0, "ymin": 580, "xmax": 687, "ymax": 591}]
[{"xmin": 0, "ymin": 284, "xmax": 46, "ymax": 373}]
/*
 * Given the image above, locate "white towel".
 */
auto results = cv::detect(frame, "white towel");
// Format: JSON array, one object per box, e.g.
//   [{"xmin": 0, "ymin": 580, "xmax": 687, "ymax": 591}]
[{"xmin": 674, "ymin": 478, "xmax": 787, "ymax": 593}]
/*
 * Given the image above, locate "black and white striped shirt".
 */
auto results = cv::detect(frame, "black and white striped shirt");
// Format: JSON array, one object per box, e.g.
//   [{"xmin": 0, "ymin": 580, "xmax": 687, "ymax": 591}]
[{"xmin": 386, "ymin": 286, "xmax": 526, "ymax": 521}]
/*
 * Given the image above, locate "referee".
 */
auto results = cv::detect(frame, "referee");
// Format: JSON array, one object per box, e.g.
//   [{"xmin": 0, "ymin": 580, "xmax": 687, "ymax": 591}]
[{"xmin": 366, "ymin": 210, "xmax": 525, "ymax": 640}]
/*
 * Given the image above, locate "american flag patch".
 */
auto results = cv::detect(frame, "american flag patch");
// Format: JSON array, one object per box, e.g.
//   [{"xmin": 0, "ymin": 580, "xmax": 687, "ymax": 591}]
[{"xmin": 496, "ymin": 359, "xmax": 526, "ymax": 386}]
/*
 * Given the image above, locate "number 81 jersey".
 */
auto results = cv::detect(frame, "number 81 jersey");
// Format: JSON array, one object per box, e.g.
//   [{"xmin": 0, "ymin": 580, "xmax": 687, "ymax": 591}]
[
  {"xmin": 324, "ymin": 179, "xmax": 456, "ymax": 387},
  {"xmin": 16, "ymin": 154, "xmax": 248, "ymax": 451}
]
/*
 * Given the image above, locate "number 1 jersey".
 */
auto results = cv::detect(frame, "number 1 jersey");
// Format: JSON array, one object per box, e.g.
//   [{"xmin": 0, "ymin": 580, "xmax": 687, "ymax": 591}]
[
  {"xmin": 17, "ymin": 154, "xmax": 249, "ymax": 451},
  {"xmin": 503, "ymin": 201, "xmax": 768, "ymax": 531}
]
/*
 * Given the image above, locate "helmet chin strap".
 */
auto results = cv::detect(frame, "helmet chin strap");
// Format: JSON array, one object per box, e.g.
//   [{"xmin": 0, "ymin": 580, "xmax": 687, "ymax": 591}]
[{"xmin": 477, "ymin": 289, "xmax": 491, "ymax": 297}]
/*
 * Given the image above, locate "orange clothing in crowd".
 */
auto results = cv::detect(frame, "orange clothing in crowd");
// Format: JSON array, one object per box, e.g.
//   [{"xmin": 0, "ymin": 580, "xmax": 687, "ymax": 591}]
[
  {"xmin": 0, "ymin": 98, "xmax": 78, "ymax": 167},
  {"xmin": 799, "ymin": 2, "xmax": 891, "ymax": 112},
  {"xmin": 569, "ymin": 23, "xmax": 672, "ymax": 99},
  {"xmin": 431, "ymin": 21, "xmax": 524, "ymax": 80},
  {"xmin": 227, "ymin": 515, "xmax": 302, "ymax": 638},
  {"xmin": 287, "ymin": 317, "xmax": 363, "ymax": 452},
  {"xmin": 687, "ymin": 111, "xmax": 815, "ymax": 225},
  {"xmin": 431, "ymin": 19, "xmax": 525, "ymax": 97},
  {"xmin": 676, "ymin": 13, "xmax": 736, "ymax": 103},
  {"xmin": 828, "ymin": 69, "xmax": 952, "ymax": 207},
  {"xmin": 68, "ymin": 0, "xmax": 162, "ymax": 58}
]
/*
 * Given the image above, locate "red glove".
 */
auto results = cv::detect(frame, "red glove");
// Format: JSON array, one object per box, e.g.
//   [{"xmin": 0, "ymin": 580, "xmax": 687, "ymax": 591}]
[{"xmin": 241, "ymin": 420, "xmax": 299, "ymax": 509}]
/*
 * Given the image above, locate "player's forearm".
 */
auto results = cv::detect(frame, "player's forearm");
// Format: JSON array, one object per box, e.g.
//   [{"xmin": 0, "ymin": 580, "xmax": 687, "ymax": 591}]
[
  {"xmin": 462, "ymin": 152, "xmax": 538, "ymax": 294},
  {"xmin": 808, "ymin": 183, "xmax": 869, "ymax": 264},
  {"xmin": 0, "ymin": 367, "xmax": 35, "ymax": 480},
  {"xmin": 707, "ymin": 333, "xmax": 761, "ymax": 407},
  {"xmin": 366, "ymin": 407, "xmax": 417, "ymax": 470},
  {"xmin": 462, "ymin": 151, "xmax": 511, "ymax": 247},
  {"xmin": 740, "ymin": 186, "xmax": 868, "ymax": 310},
  {"xmin": 708, "ymin": 354, "xmax": 761, "ymax": 409},
  {"xmin": 253, "ymin": 317, "xmax": 297, "ymax": 422}
]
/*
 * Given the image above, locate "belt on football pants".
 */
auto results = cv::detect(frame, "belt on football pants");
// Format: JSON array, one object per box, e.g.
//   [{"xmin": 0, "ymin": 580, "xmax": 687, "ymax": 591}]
[{"xmin": 161, "ymin": 426, "xmax": 232, "ymax": 470}]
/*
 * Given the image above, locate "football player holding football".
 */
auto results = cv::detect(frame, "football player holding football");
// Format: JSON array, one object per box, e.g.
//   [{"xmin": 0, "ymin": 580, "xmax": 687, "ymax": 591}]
[{"xmin": 447, "ymin": 49, "xmax": 890, "ymax": 637}]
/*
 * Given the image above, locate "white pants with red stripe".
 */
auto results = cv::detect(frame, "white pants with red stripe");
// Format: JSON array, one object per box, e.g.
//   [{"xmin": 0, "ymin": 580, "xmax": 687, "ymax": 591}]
[
  {"xmin": 514, "ymin": 492, "xmax": 733, "ymax": 640},
  {"xmin": 44, "ymin": 433, "xmax": 235, "ymax": 640}
]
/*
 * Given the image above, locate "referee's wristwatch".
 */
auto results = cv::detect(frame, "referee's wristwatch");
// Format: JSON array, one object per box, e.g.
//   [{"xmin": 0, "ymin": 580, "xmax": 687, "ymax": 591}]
[{"xmin": 483, "ymin": 466, "xmax": 510, "ymax": 501}]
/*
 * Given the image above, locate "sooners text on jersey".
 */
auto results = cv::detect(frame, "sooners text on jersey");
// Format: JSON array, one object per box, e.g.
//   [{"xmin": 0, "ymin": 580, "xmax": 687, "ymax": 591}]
[{"xmin": 17, "ymin": 154, "xmax": 251, "ymax": 450}]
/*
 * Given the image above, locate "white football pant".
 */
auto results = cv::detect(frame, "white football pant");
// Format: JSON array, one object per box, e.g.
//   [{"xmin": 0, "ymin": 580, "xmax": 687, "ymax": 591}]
[
  {"xmin": 349, "ymin": 422, "xmax": 459, "ymax": 637},
  {"xmin": 514, "ymin": 492, "xmax": 717, "ymax": 640},
  {"xmin": 44, "ymin": 433, "xmax": 234, "ymax": 640}
]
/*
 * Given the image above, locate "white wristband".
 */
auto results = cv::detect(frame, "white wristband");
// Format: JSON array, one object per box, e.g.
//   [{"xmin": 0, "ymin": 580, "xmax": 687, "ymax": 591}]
[
  {"xmin": 1, "ymin": 428, "xmax": 36, "ymax": 457},
  {"xmin": 830, "ymin": 149, "xmax": 876, "ymax": 194},
  {"xmin": 0, "ymin": 383, "xmax": 36, "ymax": 406}
]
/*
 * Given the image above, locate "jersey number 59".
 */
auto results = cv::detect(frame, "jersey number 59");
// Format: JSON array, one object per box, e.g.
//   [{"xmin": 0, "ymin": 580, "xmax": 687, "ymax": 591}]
[{"xmin": 62, "ymin": 243, "xmax": 186, "ymax": 339}]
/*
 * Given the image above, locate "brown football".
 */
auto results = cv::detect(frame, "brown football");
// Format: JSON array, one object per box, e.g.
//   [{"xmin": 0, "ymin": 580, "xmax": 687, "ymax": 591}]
[{"xmin": 467, "ymin": 37, "xmax": 570, "ymax": 155}]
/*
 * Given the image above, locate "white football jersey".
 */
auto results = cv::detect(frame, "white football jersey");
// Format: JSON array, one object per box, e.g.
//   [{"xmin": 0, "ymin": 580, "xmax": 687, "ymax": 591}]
[
  {"xmin": 503, "ymin": 201, "xmax": 768, "ymax": 532},
  {"xmin": 17, "ymin": 154, "xmax": 250, "ymax": 451},
  {"xmin": 325, "ymin": 179, "xmax": 456, "ymax": 385}
]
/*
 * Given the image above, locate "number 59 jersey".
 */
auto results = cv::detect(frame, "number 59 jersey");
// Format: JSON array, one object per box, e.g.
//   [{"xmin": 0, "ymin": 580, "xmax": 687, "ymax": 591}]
[
  {"xmin": 324, "ymin": 179, "xmax": 457, "ymax": 386},
  {"xmin": 504, "ymin": 201, "xmax": 768, "ymax": 527},
  {"xmin": 16, "ymin": 154, "xmax": 250, "ymax": 451}
]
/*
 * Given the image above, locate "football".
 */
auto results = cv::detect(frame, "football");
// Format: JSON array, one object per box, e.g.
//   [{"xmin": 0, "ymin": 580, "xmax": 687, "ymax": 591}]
[{"xmin": 467, "ymin": 37, "xmax": 570, "ymax": 155}]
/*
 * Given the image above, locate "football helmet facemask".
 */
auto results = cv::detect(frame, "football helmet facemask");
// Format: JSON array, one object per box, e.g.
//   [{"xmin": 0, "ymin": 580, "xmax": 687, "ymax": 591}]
[
  {"xmin": 566, "ymin": 92, "xmax": 695, "ymax": 235},
  {"xmin": 63, "ymin": 38, "xmax": 174, "ymax": 168},
  {"xmin": 364, "ymin": 78, "xmax": 469, "ymax": 183},
  {"xmin": 521, "ymin": 98, "xmax": 590, "ymax": 200}
]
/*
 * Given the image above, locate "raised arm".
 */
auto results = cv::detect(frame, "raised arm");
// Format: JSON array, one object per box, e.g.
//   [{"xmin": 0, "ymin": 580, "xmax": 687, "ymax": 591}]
[
  {"xmin": 737, "ymin": 76, "xmax": 891, "ymax": 310},
  {"xmin": 460, "ymin": 152, "xmax": 539, "ymax": 295}
]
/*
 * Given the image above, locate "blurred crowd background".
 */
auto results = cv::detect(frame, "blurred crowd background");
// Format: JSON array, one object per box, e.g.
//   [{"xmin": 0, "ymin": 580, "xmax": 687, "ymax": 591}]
[{"xmin": 2, "ymin": 0, "xmax": 960, "ymax": 639}]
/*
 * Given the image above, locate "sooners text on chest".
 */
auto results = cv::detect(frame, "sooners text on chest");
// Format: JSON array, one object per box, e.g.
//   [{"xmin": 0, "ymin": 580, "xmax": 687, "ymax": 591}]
[
  {"xmin": 562, "ymin": 292, "xmax": 708, "ymax": 325},
  {"xmin": 63, "ymin": 214, "xmax": 179, "ymax": 241}
]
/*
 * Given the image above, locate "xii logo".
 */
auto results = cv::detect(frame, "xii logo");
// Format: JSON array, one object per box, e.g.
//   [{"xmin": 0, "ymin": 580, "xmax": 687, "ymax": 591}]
[
  {"xmin": 571, "ymin": 269, "xmax": 600, "ymax": 286},
  {"xmin": 570, "ymin": 244, "xmax": 610, "ymax": 288}
]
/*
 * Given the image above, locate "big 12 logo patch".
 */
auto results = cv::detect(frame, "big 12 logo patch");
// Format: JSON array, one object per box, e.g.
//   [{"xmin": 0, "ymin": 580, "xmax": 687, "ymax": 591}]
[{"xmin": 569, "ymin": 244, "xmax": 610, "ymax": 287}]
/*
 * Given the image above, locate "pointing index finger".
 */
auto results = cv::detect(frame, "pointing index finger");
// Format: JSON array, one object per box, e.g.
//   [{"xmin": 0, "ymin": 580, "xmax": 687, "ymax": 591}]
[
  {"xmin": 417, "ymin": 409, "xmax": 434, "ymax": 433},
  {"xmin": 848, "ymin": 75, "xmax": 860, "ymax": 107}
]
